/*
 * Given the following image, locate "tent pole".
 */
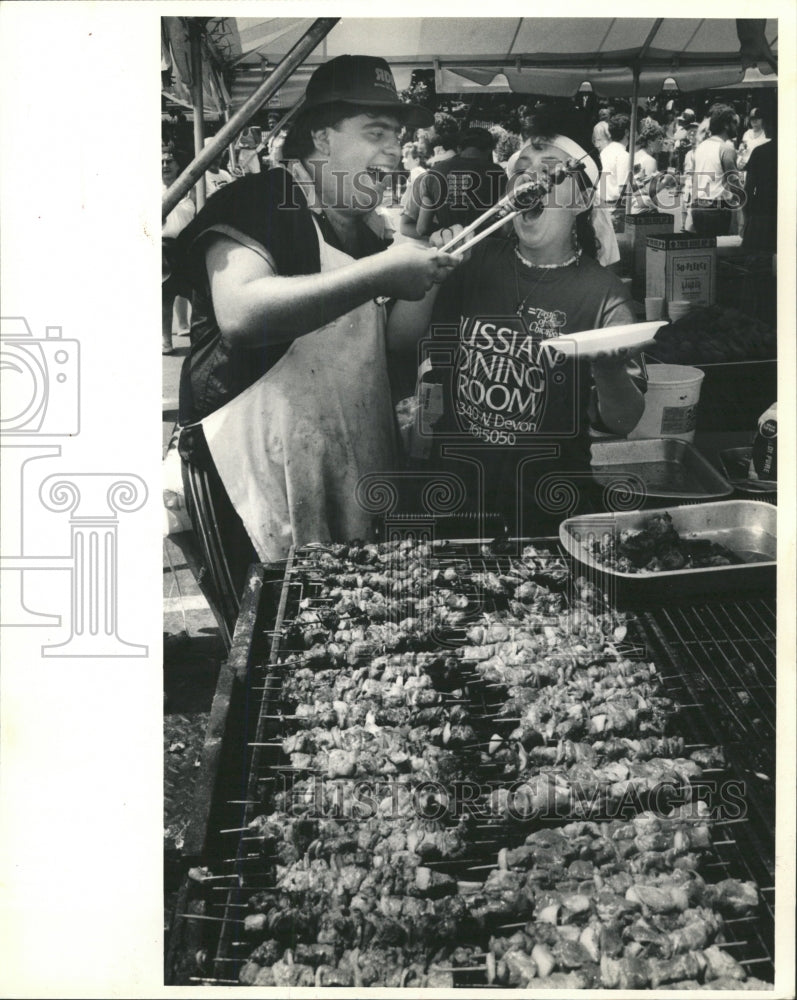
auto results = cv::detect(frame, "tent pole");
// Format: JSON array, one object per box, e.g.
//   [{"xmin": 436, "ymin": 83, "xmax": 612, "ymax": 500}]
[
  {"xmin": 223, "ymin": 107, "xmax": 238, "ymax": 173},
  {"xmin": 624, "ymin": 64, "xmax": 641, "ymax": 217},
  {"xmin": 163, "ymin": 16, "xmax": 339, "ymax": 219},
  {"xmin": 189, "ymin": 19, "xmax": 206, "ymax": 210}
]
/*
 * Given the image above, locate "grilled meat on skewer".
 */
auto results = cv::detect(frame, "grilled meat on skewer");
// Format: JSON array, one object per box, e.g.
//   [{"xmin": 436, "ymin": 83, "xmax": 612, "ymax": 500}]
[
  {"xmin": 486, "ymin": 755, "xmax": 703, "ymax": 820},
  {"xmin": 497, "ymin": 812, "xmax": 714, "ymax": 873},
  {"xmin": 485, "ymin": 735, "xmax": 697, "ymax": 772},
  {"xmin": 280, "ymin": 724, "xmax": 479, "ymax": 778}
]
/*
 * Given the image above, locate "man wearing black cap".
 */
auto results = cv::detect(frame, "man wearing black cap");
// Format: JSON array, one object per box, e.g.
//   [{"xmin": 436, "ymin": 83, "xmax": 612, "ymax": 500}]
[{"xmin": 175, "ymin": 55, "xmax": 460, "ymax": 634}]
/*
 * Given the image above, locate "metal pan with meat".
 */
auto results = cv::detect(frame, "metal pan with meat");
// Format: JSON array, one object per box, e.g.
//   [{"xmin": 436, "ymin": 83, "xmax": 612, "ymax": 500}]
[{"xmin": 559, "ymin": 501, "xmax": 776, "ymax": 603}]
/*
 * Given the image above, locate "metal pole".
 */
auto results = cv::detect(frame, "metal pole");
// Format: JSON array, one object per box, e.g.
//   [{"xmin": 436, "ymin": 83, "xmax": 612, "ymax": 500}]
[
  {"xmin": 223, "ymin": 107, "xmax": 238, "ymax": 173},
  {"xmin": 623, "ymin": 64, "xmax": 641, "ymax": 217},
  {"xmin": 189, "ymin": 19, "xmax": 206, "ymax": 210},
  {"xmin": 163, "ymin": 16, "xmax": 339, "ymax": 219}
]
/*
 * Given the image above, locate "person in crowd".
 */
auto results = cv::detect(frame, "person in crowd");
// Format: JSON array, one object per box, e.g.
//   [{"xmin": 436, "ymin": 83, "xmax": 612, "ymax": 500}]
[
  {"xmin": 162, "ymin": 144, "xmax": 195, "ymax": 353},
  {"xmin": 737, "ymin": 107, "xmax": 770, "ymax": 170},
  {"xmin": 680, "ymin": 121, "xmax": 701, "ymax": 232},
  {"xmin": 598, "ymin": 113, "xmax": 631, "ymax": 208},
  {"xmin": 742, "ymin": 122, "xmax": 776, "ymax": 252},
  {"xmin": 174, "ymin": 55, "xmax": 460, "ymax": 630},
  {"xmin": 694, "ymin": 105, "xmax": 712, "ymax": 148},
  {"xmin": 424, "ymin": 114, "xmax": 459, "ymax": 166},
  {"xmin": 691, "ymin": 103, "xmax": 742, "ymax": 237},
  {"xmin": 591, "ymin": 120, "xmax": 611, "ymax": 155},
  {"xmin": 415, "ymin": 126, "xmax": 508, "ymax": 237},
  {"xmin": 493, "ymin": 129, "xmax": 521, "ymax": 170},
  {"xmin": 397, "ymin": 141, "xmax": 429, "ymax": 243},
  {"xmin": 505, "ymin": 115, "xmax": 536, "ymax": 175},
  {"xmin": 233, "ymin": 125, "xmax": 263, "ymax": 175},
  {"xmin": 634, "ymin": 117, "xmax": 664, "ymax": 177},
  {"xmin": 629, "ymin": 118, "xmax": 677, "ymax": 214},
  {"xmin": 671, "ymin": 109, "xmax": 697, "ymax": 147},
  {"xmin": 667, "ymin": 109, "xmax": 696, "ymax": 170},
  {"xmin": 203, "ymin": 136, "xmax": 233, "ymax": 198},
  {"xmin": 401, "ymin": 122, "xmax": 457, "ymax": 239},
  {"xmin": 387, "ymin": 121, "xmax": 645, "ymax": 537}
]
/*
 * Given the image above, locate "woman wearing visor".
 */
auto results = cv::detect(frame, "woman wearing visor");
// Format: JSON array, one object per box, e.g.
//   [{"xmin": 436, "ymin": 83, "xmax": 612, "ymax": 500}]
[{"xmin": 388, "ymin": 123, "xmax": 645, "ymax": 537}]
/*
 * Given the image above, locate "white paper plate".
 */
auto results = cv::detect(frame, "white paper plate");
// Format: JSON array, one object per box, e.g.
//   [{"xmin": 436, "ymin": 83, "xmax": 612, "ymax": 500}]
[{"xmin": 541, "ymin": 321, "xmax": 666, "ymax": 359}]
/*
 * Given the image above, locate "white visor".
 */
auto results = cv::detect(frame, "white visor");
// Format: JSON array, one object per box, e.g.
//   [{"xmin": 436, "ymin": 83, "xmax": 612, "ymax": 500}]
[{"xmin": 515, "ymin": 134, "xmax": 600, "ymax": 190}]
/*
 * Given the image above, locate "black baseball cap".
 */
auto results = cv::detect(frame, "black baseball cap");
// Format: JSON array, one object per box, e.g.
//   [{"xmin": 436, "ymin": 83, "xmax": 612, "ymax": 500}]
[{"xmin": 283, "ymin": 55, "xmax": 432, "ymax": 159}]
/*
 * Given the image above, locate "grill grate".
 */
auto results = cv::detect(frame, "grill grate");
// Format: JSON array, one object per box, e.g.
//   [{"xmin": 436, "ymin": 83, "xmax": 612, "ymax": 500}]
[
  {"xmin": 636, "ymin": 598, "xmax": 776, "ymax": 791},
  {"xmin": 180, "ymin": 541, "xmax": 777, "ymax": 987}
]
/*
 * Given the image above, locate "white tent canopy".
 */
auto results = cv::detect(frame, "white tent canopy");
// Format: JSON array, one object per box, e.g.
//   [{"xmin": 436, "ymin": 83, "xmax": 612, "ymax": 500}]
[
  {"xmin": 202, "ymin": 16, "xmax": 778, "ymax": 103},
  {"xmin": 163, "ymin": 16, "xmax": 778, "ymax": 216}
]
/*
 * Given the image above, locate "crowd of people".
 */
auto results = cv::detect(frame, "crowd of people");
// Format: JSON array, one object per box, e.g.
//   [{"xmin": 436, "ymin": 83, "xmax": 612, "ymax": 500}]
[{"xmin": 161, "ymin": 55, "xmax": 777, "ymax": 633}]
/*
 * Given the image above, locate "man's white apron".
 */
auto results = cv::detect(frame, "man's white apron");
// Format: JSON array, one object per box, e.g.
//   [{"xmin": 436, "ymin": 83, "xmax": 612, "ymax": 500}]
[{"xmin": 200, "ymin": 217, "xmax": 396, "ymax": 562}]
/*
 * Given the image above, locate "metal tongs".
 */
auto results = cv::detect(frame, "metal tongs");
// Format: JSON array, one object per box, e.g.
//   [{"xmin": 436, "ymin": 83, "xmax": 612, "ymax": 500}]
[{"xmin": 439, "ymin": 156, "xmax": 590, "ymax": 257}]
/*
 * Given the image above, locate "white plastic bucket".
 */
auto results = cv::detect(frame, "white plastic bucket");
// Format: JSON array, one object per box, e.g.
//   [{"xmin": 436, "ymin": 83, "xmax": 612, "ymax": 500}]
[{"xmin": 629, "ymin": 364, "xmax": 705, "ymax": 443}]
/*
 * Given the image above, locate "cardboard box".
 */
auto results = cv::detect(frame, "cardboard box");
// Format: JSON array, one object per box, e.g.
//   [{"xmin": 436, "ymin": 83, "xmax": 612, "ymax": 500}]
[
  {"xmin": 646, "ymin": 234, "xmax": 717, "ymax": 306},
  {"xmin": 625, "ymin": 213, "xmax": 673, "ymax": 297}
]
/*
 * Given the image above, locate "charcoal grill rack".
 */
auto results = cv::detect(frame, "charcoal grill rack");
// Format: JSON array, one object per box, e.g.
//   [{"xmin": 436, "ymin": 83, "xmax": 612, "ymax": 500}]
[{"xmin": 170, "ymin": 539, "xmax": 776, "ymax": 987}]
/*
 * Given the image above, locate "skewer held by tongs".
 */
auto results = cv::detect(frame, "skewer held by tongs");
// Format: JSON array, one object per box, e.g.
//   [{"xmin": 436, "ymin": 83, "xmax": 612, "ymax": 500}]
[{"xmin": 439, "ymin": 156, "xmax": 590, "ymax": 258}]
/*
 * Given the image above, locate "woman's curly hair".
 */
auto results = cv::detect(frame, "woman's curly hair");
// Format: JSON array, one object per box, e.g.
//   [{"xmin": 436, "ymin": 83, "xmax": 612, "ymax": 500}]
[{"xmin": 637, "ymin": 117, "xmax": 665, "ymax": 150}]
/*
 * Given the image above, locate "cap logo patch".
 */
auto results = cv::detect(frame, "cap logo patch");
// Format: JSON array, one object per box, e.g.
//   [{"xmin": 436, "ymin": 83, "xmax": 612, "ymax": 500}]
[{"xmin": 374, "ymin": 66, "xmax": 397, "ymax": 92}]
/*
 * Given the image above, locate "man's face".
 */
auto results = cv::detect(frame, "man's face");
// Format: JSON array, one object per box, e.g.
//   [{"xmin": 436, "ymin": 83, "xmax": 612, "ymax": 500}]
[
  {"xmin": 162, "ymin": 151, "xmax": 179, "ymax": 185},
  {"xmin": 313, "ymin": 113, "xmax": 402, "ymax": 212}
]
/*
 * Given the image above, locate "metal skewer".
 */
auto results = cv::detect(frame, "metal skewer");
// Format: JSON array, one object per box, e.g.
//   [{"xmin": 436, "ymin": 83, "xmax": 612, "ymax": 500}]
[
  {"xmin": 437, "ymin": 180, "xmax": 538, "ymax": 253},
  {"xmin": 443, "ymin": 210, "xmax": 522, "ymax": 258}
]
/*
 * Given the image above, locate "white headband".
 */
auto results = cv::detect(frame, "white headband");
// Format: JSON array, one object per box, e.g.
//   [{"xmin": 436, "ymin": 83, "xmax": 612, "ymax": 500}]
[{"xmin": 517, "ymin": 133, "xmax": 600, "ymax": 189}]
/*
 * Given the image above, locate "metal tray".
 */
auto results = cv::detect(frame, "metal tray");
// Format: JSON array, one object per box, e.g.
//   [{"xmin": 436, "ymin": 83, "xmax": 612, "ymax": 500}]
[
  {"xmin": 590, "ymin": 437, "xmax": 733, "ymax": 501},
  {"xmin": 559, "ymin": 500, "xmax": 776, "ymax": 603},
  {"xmin": 718, "ymin": 446, "xmax": 777, "ymax": 495}
]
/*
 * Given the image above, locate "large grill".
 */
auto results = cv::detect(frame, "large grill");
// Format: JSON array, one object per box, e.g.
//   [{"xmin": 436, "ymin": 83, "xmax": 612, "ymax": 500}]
[{"xmin": 168, "ymin": 539, "xmax": 776, "ymax": 988}]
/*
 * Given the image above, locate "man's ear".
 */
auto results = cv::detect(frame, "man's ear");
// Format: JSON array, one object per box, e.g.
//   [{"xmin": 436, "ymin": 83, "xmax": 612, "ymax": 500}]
[{"xmin": 310, "ymin": 127, "xmax": 331, "ymax": 156}]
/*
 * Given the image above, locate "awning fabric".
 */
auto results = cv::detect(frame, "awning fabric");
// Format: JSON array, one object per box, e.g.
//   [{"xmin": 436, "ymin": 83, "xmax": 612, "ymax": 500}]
[
  {"xmin": 202, "ymin": 16, "xmax": 777, "ymax": 101},
  {"xmin": 438, "ymin": 62, "xmax": 750, "ymax": 98}
]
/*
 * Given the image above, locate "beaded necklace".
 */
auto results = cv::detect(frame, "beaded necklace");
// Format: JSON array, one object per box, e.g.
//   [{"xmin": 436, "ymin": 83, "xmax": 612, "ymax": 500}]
[{"xmin": 513, "ymin": 246, "xmax": 582, "ymax": 271}]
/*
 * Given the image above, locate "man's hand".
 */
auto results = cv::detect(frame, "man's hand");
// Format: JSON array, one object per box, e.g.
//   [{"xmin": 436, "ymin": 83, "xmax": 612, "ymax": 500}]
[
  {"xmin": 428, "ymin": 224, "xmax": 472, "ymax": 262},
  {"xmin": 375, "ymin": 242, "xmax": 460, "ymax": 301}
]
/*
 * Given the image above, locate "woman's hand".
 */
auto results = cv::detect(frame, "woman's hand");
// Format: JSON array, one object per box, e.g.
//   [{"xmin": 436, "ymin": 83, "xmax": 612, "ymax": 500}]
[
  {"xmin": 374, "ymin": 242, "xmax": 460, "ymax": 301},
  {"xmin": 590, "ymin": 347, "xmax": 636, "ymax": 374},
  {"xmin": 591, "ymin": 350, "xmax": 646, "ymax": 436}
]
